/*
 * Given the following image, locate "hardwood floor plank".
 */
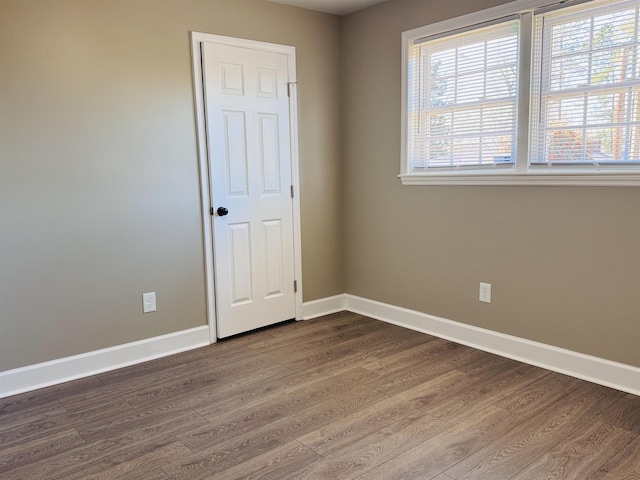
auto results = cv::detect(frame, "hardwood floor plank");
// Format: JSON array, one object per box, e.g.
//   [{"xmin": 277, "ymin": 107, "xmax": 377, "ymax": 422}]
[
  {"xmin": 297, "ymin": 400, "xmax": 416, "ymax": 457},
  {"xmin": 64, "ymin": 396, "xmax": 134, "ymax": 430},
  {"xmin": 361, "ymin": 338, "xmax": 471, "ymax": 375},
  {"xmin": 322, "ymin": 321, "xmax": 423, "ymax": 356},
  {"xmin": 62, "ymin": 438, "xmax": 191, "ymax": 480},
  {"xmin": 182, "ymin": 368, "xmax": 381, "ymax": 450},
  {"xmin": 118, "ymin": 361, "xmax": 292, "ymax": 411},
  {"xmin": 0, "ymin": 376, "xmax": 104, "ymax": 416},
  {"xmin": 495, "ymin": 371, "xmax": 585, "ymax": 417},
  {"xmin": 367, "ymin": 342, "xmax": 488, "ymax": 397},
  {"xmin": 356, "ymin": 405, "xmax": 523, "ymax": 480},
  {"xmin": 599, "ymin": 393, "xmax": 640, "ymax": 434},
  {"xmin": 62, "ymin": 441, "xmax": 191, "ymax": 480},
  {"xmin": 0, "ymin": 399, "xmax": 68, "ymax": 441},
  {"xmin": 112, "ymin": 469, "xmax": 169, "ymax": 480},
  {"xmin": 96, "ymin": 344, "xmax": 225, "ymax": 386},
  {"xmin": 510, "ymin": 421, "xmax": 637, "ymax": 480},
  {"xmin": 1, "ymin": 413, "xmax": 78, "ymax": 452},
  {"xmin": 288, "ymin": 329, "xmax": 433, "ymax": 382},
  {"xmin": 183, "ymin": 364, "xmax": 304, "ymax": 418},
  {"xmin": 266, "ymin": 326, "xmax": 415, "ymax": 373},
  {"xmin": 2, "ymin": 435, "xmax": 191, "ymax": 480},
  {"xmin": 164, "ymin": 385, "xmax": 388, "ymax": 479},
  {"xmin": 425, "ymin": 362, "xmax": 548, "ymax": 424},
  {"xmin": 285, "ymin": 348, "xmax": 375, "ymax": 379},
  {"xmin": 248, "ymin": 313, "xmax": 369, "ymax": 352},
  {"xmin": 251, "ymin": 316, "xmax": 382, "ymax": 356},
  {"xmin": 289, "ymin": 409, "xmax": 449, "ymax": 480},
  {"xmin": 61, "ymin": 348, "xmax": 275, "ymax": 412},
  {"xmin": 180, "ymin": 381, "xmax": 387, "ymax": 453},
  {"xmin": 201, "ymin": 440, "xmax": 321, "ymax": 480},
  {"xmin": 74, "ymin": 404, "xmax": 207, "ymax": 444},
  {"xmin": 361, "ymin": 328, "xmax": 437, "ymax": 358},
  {"xmin": 266, "ymin": 311, "xmax": 367, "ymax": 337},
  {"xmin": 455, "ymin": 350, "xmax": 523, "ymax": 375},
  {"xmin": 0, "ymin": 427, "xmax": 85, "ymax": 474},
  {"xmin": 444, "ymin": 382, "xmax": 625, "ymax": 480},
  {"xmin": 587, "ymin": 434, "xmax": 640, "ymax": 480},
  {"xmin": 119, "ymin": 353, "xmax": 289, "ymax": 410},
  {"xmin": 297, "ymin": 370, "xmax": 468, "ymax": 457}
]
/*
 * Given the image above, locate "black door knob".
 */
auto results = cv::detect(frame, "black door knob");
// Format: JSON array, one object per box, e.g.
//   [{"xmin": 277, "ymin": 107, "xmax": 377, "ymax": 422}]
[{"xmin": 216, "ymin": 206, "xmax": 229, "ymax": 217}]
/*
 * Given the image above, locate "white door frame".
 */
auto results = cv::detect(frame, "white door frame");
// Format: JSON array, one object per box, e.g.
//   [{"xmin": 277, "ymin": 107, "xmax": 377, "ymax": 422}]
[{"xmin": 190, "ymin": 32, "xmax": 304, "ymax": 343}]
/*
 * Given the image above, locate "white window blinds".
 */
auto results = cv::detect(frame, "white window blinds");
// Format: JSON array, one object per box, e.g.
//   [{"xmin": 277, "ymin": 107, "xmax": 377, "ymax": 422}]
[
  {"xmin": 407, "ymin": 20, "xmax": 520, "ymax": 171},
  {"xmin": 530, "ymin": 0, "xmax": 640, "ymax": 166}
]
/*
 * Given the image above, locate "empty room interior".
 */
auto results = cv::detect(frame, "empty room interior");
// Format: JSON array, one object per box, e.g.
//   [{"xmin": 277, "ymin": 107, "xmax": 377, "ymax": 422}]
[{"xmin": 1, "ymin": 0, "xmax": 639, "ymax": 478}]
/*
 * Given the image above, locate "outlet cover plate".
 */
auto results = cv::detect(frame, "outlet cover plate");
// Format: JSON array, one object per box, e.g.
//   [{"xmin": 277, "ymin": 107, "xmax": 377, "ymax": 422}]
[
  {"xmin": 143, "ymin": 292, "xmax": 156, "ymax": 313},
  {"xmin": 479, "ymin": 283, "xmax": 492, "ymax": 303}
]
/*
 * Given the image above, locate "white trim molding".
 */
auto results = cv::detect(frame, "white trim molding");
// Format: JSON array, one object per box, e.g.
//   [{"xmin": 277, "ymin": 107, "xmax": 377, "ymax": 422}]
[
  {"xmin": 302, "ymin": 294, "xmax": 348, "ymax": 320},
  {"xmin": 0, "ymin": 326, "xmax": 210, "ymax": 399},
  {"xmin": 304, "ymin": 294, "xmax": 640, "ymax": 396},
  {"xmin": 399, "ymin": 172, "xmax": 640, "ymax": 187}
]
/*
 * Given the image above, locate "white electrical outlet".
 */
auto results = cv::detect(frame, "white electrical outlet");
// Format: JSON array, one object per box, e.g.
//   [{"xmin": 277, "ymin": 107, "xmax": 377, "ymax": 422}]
[
  {"xmin": 143, "ymin": 292, "xmax": 156, "ymax": 313},
  {"xmin": 479, "ymin": 283, "xmax": 492, "ymax": 303}
]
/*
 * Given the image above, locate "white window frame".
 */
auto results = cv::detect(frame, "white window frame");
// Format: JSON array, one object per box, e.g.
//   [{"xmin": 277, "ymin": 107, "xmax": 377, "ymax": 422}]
[{"xmin": 401, "ymin": 0, "xmax": 640, "ymax": 186}]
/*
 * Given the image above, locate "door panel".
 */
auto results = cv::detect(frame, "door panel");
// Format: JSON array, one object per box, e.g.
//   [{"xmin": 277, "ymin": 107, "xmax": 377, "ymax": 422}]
[
  {"xmin": 258, "ymin": 114, "xmax": 281, "ymax": 194},
  {"xmin": 223, "ymin": 111, "xmax": 249, "ymax": 196},
  {"xmin": 263, "ymin": 219, "xmax": 285, "ymax": 298},
  {"xmin": 228, "ymin": 222, "xmax": 252, "ymax": 306},
  {"xmin": 202, "ymin": 41, "xmax": 296, "ymax": 338}
]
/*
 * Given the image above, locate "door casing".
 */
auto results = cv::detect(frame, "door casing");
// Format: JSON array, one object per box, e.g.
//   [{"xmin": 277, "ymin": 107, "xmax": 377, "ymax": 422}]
[{"xmin": 190, "ymin": 32, "xmax": 303, "ymax": 343}]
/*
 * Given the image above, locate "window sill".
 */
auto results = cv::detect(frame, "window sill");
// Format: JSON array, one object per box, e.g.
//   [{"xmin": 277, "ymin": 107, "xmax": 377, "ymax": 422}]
[{"xmin": 399, "ymin": 172, "xmax": 640, "ymax": 186}]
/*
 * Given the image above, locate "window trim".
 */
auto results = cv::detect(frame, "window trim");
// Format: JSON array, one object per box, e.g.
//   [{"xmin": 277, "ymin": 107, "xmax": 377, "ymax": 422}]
[{"xmin": 401, "ymin": 0, "xmax": 640, "ymax": 186}]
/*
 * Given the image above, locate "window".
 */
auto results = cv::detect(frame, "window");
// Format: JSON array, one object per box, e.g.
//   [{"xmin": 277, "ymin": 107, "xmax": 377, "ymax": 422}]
[
  {"xmin": 401, "ymin": 0, "xmax": 640, "ymax": 185},
  {"xmin": 531, "ymin": 1, "xmax": 640, "ymax": 167},
  {"xmin": 408, "ymin": 20, "xmax": 520, "ymax": 171}
]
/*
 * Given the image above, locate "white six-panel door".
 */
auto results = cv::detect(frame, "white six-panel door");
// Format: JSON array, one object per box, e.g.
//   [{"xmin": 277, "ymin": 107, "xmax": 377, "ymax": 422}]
[{"xmin": 201, "ymin": 40, "xmax": 297, "ymax": 338}]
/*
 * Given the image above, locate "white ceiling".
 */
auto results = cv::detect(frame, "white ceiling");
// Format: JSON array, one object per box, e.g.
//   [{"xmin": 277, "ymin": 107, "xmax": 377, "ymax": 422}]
[{"xmin": 268, "ymin": 0, "xmax": 387, "ymax": 16}]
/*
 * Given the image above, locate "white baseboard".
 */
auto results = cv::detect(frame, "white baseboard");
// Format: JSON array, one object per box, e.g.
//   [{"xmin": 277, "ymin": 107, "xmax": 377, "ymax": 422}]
[
  {"xmin": 304, "ymin": 294, "xmax": 639, "ymax": 395},
  {"xmin": 0, "ymin": 326, "xmax": 210, "ymax": 398},
  {"xmin": 302, "ymin": 294, "xmax": 348, "ymax": 320},
  {"xmin": 4, "ymin": 297, "xmax": 638, "ymax": 398}
]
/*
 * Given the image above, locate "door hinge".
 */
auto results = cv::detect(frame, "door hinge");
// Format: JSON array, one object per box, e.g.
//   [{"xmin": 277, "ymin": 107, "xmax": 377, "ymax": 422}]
[
  {"xmin": 287, "ymin": 81, "xmax": 298, "ymax": 97},
  {"xmin": 290, "ymin": 185, "xmax": 294, "ymax": 198},
  {"xmin": 294, "ymin": 280, "xmax": 297, "ymax": 293}
]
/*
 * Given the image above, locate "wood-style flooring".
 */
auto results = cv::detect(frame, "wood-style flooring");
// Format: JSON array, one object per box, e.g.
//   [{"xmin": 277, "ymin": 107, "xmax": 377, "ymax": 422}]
[{"xmin": 1, "ymin": 311, "xmax": 639, "ymax": 479}]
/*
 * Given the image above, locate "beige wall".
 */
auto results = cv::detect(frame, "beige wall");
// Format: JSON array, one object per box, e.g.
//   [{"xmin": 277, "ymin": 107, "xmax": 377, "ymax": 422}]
[
  {"xmin": 341, "ymin": 0, "xmax": 640, "ymax": 367},
  {"xmin": 0, "ymin": 0, "xmax": 343, "ymax": 370}
]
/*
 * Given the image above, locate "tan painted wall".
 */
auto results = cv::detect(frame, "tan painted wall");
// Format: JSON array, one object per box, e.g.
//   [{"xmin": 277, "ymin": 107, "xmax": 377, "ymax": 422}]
[
  {"xmin": 0, "ymin": 0, "xmax": 343, "ymax": 370},
  {"xmin": 341, "ymin": 0, "xmax": 640, "ymax": 367}
]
